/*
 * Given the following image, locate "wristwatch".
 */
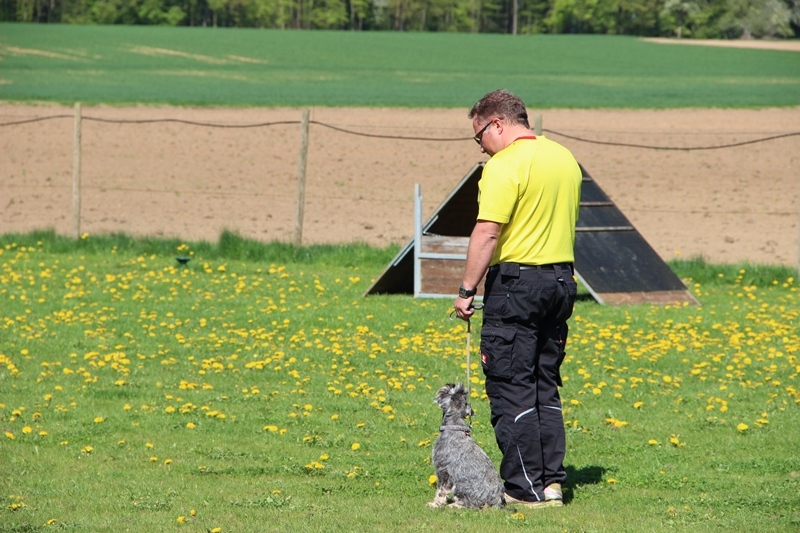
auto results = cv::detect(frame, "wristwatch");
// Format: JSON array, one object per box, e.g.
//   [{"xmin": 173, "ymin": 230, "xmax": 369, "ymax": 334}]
[{"xmin": 458, "ymin": 285, "xmax": 477, "ymax": 298}]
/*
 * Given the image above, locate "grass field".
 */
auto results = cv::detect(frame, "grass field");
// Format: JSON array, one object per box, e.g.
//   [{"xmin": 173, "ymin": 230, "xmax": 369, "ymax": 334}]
[
  {"xmin": 1, "ymin": 24, "xmax": 800, "ymax": 107},
  {"xmin": 1, "ymin": 232, "xmax": 799, "ymax": 532}
]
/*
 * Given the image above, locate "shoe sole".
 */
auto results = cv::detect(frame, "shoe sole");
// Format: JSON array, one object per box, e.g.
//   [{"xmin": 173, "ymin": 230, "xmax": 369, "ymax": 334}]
[{"xmin": 504, "ymin": 494, "xmax": 563, "ymax": 508}]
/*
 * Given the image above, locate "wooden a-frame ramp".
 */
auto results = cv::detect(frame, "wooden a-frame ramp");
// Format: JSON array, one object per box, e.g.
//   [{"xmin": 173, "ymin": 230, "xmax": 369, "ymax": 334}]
[{"xmin": 364, "ymin": 163, "xmax": 698, "ymax": 306}]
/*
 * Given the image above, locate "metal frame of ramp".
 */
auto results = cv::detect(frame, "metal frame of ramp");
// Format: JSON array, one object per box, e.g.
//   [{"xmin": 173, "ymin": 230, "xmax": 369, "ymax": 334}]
[{"xmin": 364, "ymin": 163, "xmax": 698, "ymax": 306}]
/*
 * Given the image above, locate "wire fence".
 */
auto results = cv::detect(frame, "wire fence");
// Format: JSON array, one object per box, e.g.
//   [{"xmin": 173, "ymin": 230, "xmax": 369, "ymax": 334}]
[
  {"xmin": 2, "ymin": 113, "xmax": 799, "ymax": 150},
  {"xmin": 1, "ymin": 107, "xmax": 798, "ymax": 267}
]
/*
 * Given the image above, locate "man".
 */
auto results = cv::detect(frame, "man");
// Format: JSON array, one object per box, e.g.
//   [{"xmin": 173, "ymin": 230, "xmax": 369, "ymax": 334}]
[{"xmin": 453, "ymin": 89, "xmax": 581, "ymax": 508}]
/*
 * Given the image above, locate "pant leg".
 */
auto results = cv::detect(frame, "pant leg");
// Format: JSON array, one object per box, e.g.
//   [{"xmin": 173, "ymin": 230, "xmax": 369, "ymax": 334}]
[
  {"xmin": 538, "ymin": 266, "xmax": 576, "ymax": 486},
  {"xmin": 537, "ymin": 320, "xmax": 567, "ymax": 486},
  {"xmin": 484, "ymin": 326, "xmax": 546, "ymax": 501}
]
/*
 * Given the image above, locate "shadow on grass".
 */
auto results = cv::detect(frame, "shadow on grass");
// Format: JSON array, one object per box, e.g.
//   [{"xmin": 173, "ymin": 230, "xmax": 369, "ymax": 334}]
[{"xmin": 563, "ymin": 465, "xmax": 606, "ymax": 503}]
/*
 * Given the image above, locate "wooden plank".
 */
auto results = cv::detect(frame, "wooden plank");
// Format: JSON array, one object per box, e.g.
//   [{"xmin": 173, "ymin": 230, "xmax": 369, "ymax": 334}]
[
  {"xmin": 596, "ymin": 290, "xmax": 700, "ymax": 306},
  {"xmin": 419, "ymin": 259, "xmax": 486, "ymax": 298},
  {"xmin": 420, "ymin": 235, "xmax": 470, "ymax": 254}
]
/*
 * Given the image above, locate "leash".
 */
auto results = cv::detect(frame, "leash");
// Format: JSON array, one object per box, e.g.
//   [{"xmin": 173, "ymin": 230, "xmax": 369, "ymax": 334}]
[{"xmin": 449, "ymin": 304, "xmax": 483, "ymax": 427}]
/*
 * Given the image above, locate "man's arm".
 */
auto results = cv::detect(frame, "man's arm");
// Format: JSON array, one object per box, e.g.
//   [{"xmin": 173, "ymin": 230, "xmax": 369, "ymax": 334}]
[{"xmin": 453, "ymin": 220, "xmax": 502, "ymax": 320}]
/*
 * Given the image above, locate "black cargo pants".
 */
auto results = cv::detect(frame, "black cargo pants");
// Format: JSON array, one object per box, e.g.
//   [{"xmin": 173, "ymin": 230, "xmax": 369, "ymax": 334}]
[{"xmin": 479, "ymin": 262, "xmax": 577, "ymax": 502}]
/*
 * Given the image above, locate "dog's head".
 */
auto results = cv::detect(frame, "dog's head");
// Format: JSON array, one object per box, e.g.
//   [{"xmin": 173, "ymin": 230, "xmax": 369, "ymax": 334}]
[{"xmin": 434, "ymin": 383, "xmax": 473, "ymax": 419}]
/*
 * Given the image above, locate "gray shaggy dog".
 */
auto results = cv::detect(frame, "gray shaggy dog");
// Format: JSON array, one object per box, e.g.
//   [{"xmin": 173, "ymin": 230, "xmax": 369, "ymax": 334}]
[{"xmin": 428, "ymin": 383, "xmax": 505, "ymax": 509}]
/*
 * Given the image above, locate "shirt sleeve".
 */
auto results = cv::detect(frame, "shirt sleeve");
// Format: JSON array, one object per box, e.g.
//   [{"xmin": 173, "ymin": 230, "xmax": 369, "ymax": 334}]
[{"xmin": 477, "ymin": 157, "xmax": 518, "ymax": 224}]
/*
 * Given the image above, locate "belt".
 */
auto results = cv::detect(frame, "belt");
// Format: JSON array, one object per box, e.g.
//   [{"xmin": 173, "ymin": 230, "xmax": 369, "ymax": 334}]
[{"xmin": 491, "ymin": 262, "xmax": 572, "ymax": 271}]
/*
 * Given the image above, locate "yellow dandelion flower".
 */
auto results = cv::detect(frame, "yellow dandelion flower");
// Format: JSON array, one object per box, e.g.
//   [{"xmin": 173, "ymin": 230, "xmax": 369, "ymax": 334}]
[
  {"xmin": 428, "ymin": 474, "xmax": 438, "ymax": 486},
  {"xmin": 177, "ymin": 516, "xmax": 186, "ymax": 524},
  {"xmin": 737, "ymin": 423, "xmax": 749, "ymax": 432},
  {"xmin": 22, "ymin": 426, "xmax": 33, "ymax": 435},
  {"xmin": 5, "ymin": 432, "xmax": 14, "ymax": 440},
  {"xmin": 93, "ymin": 417, "xmax": 104, "ymax": 423},
  {"xmin": 607, "ymin": 478, "xmax": 617, "ymax": 484},
  {"xmin": 81, "ymin": 446, "xmax": 93, "ymax": 454},
  {"xmin": 150, "ymin": 456, "xmax": 158, "ymax": 462},
  {"xmin": 648, "ymin": 439, "xmax": 659, "ymax": 445},
  {"xmin": 633, "ymin": 401, "xmax": 644, "ymax": 409},
  {"xmin": 164, "ymin": 458, "xmax": 172, "ymax": 465},
  {"xmin": 211, "ymin": 528, "xmax": 222, "ymax": 533},
  {"xmin": 186, "ymin": 422, "xmax": 196, "ymax": 429},
  {"xmin": 511, "ymin": 511, "xmax": 525, "ymax": 521},
  {"xmin": 351, "ymin": 442, "xmax": 361, "ymax": 451}
]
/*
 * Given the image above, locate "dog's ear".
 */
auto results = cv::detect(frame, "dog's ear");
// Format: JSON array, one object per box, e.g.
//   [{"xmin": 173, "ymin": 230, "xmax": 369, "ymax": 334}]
[
  {"xmin": 448, "ymin": 383, "xmax": 470, "ymax": 412},
  {"xmin": 434, "ymin": 383, "xmax": 456, "ymax": 407}
]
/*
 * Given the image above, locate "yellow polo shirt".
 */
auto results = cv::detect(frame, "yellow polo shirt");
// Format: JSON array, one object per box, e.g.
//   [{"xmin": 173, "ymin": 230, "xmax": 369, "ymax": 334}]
[{"xmin": 477, "ymin": 135, "xmax": 582, "ymax": 266}]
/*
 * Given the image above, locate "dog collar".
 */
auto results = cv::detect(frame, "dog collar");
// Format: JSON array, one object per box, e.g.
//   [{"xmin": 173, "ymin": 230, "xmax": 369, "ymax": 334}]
[{"xmin": 439, "ymin": 425, "xmax": 470, "ymax": 436}]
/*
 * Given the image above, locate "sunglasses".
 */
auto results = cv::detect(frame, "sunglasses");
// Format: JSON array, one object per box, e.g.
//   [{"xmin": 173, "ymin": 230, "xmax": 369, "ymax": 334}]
[{"xmin": 473, "ymin": 119, "xmax": 495, "ymax": 145}]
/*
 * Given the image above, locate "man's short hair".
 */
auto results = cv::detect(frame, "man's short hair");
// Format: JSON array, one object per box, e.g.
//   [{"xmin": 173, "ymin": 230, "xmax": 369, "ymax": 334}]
[{"xmin": 468, "ymin": 89, "xmax": 530, "ymax": 129}]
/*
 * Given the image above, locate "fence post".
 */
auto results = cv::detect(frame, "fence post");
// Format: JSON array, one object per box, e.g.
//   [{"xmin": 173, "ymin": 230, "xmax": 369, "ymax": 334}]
[
  {"xmin": 72, "ymin": 102, "xmax": 82, "ymax": 239},
  {"xmin": 534, "ymin": 114, "xmax": 542, "ymax": 136},
  {"xmin": 293, "ymin": 109, "xmax": 310, "ymax": 248}
]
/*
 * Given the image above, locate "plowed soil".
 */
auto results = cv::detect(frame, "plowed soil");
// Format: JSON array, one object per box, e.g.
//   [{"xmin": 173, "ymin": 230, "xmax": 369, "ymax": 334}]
[{"xmin": 2, "ymin": 103, "xmax": 798, "ymax": 266}]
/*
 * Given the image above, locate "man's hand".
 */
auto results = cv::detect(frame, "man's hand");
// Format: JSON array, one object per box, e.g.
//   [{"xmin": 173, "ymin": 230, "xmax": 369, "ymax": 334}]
[{"xmin": 453, "ymin": 296, "xmax": 476, "ymax": 321}]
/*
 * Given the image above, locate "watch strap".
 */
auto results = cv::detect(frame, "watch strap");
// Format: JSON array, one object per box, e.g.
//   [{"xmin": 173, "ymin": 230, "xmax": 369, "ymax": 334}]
[{"xmin": 459, "ymin": 285, "xmax": 477, "ymax": 298}]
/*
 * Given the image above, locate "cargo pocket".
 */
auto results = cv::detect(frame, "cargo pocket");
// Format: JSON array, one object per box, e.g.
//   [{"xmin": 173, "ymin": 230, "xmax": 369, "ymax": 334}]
[
  {"xmin": 502, "ymin": 281, "xmax": 556, "ymax": 323},
  {"xmin": 555, "ymin": 278, "xmax": 578, "ymax": 323},
  {"xmin": 480, "ymin": 324, "xmax": 516, "ymax": 379},
  {"xmin": 554, "ymin": 323, "xmax": 569, "ymax": 387}
]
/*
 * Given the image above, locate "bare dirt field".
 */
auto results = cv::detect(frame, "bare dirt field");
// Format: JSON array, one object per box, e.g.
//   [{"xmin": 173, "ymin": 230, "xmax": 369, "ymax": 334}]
[{"xmin": 1, "ymin": 103, "xmax": 799, "ymax": 267}]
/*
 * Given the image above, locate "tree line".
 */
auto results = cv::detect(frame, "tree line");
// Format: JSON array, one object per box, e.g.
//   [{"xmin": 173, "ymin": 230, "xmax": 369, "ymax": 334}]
[{"xmin": 4, "ymin": 0, "xmax": 799, "ymax": 38}]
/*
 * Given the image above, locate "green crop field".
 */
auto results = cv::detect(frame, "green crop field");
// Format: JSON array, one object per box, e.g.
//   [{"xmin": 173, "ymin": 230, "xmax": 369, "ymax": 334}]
[
  {"xmin": 1, "ymin": 232, "xmax": 799, "ymax": 532},
  {"xmin": 1, "ymin": 23, "xmax": 799, "ymax": 108}
]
